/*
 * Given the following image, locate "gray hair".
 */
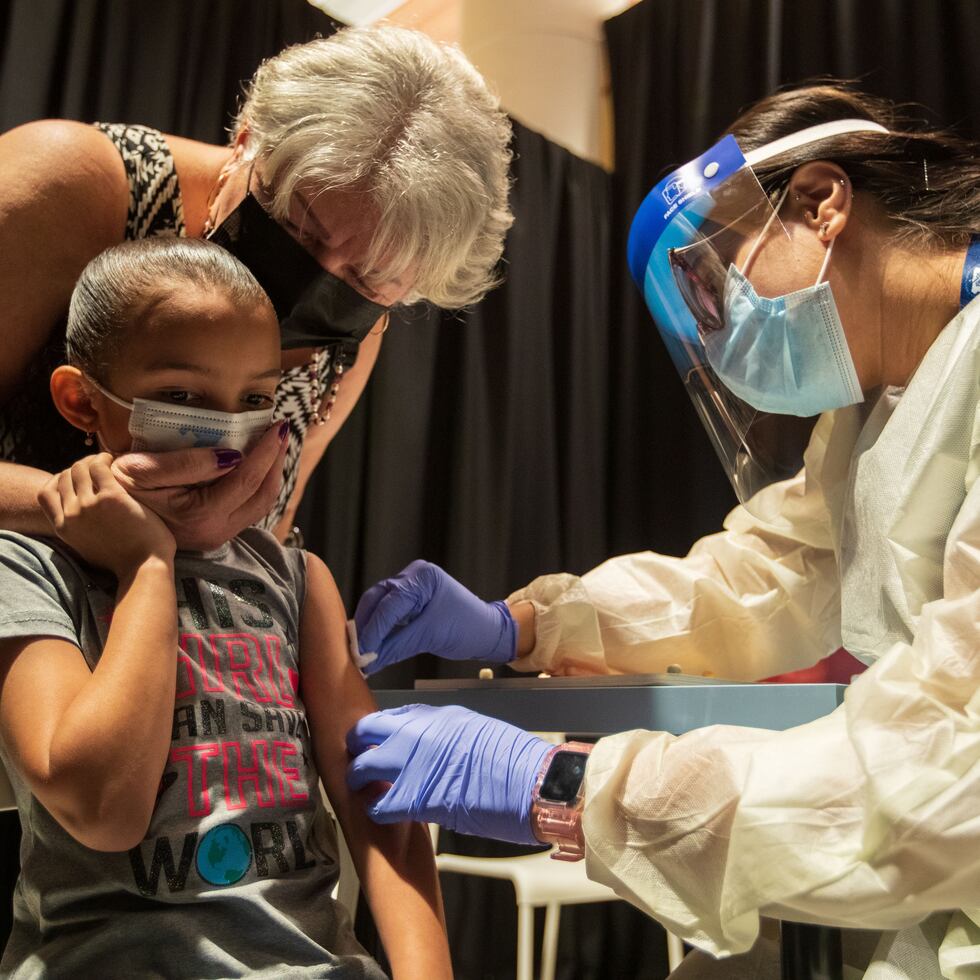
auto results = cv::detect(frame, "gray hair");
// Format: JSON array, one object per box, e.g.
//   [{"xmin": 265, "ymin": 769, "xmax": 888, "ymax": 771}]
[
  {"xmin": 235, "ymin": 25, "xmax": 514, "ymax": 309},
  {"xmin": 66, "ymin": 237, "xmax": 272, "ymax": 379}
]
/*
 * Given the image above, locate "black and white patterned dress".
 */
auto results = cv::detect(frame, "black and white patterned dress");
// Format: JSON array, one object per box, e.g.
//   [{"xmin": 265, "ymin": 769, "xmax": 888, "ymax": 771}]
[{"xmin": 0, "ymin": 123, "xmax": 341, "ymax": 531}]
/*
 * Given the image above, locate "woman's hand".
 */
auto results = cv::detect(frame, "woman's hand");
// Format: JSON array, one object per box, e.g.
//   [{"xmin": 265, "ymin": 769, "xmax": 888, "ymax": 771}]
[
  {"xmin": 112, "ymin": 422, "xmax": 289, "ymax": 552},
  {"xmin": 353, "ymin": 560, "xmax": 517, "ymax": 675},
  {"xmin": 37, "ymin": 453, "xmax": 175, "ymax": 577}
]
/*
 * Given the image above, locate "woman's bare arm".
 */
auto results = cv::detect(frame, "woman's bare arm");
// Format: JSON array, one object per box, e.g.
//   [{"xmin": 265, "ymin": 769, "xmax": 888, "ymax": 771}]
[
  {"xmin": 0, "ymin": 463, "xmax": 55, "ymax": 535},
  {"xmin": 0, "ymin": 456, "xmax": 180, "ymax": 851},
  {"xmin": 0, "ymin": 121, "xmax": 128, "ymax": 532},
  {"xmin": 0, "ymin": 554, "xmax": 177, "ymax": 851},
  {"xmin": 0, "ymin": 120, "xmax": 127, "ymax": 404},
  {"xmin": 299, "ymin": 552, "xmax": 451, "ymax": 980}
]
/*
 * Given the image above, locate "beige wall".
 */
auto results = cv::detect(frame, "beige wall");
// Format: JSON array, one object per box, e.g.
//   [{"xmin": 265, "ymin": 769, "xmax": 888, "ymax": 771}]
[{"xmin": 384, "ymin": 0, "xmax": 643, "ymax": 170}]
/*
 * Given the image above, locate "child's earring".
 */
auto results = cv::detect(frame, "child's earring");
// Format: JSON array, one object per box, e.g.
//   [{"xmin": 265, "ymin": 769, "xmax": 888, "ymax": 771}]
[{"xmin": 84, "ymin": 432, "xmax": 95, "ymax": 447}]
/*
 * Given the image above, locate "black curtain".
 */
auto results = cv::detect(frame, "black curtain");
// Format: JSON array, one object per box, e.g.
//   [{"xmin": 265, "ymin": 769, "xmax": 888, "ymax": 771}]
[{"xmin": 0, "ymin": 0, "xmax": 336, "ymax": 141}]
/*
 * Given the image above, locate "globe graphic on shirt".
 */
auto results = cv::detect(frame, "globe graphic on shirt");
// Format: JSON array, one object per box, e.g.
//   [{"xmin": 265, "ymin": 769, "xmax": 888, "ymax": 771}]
[{"xmin": 196, "ymin": 823, "xmax": 252, "ymax": 886}]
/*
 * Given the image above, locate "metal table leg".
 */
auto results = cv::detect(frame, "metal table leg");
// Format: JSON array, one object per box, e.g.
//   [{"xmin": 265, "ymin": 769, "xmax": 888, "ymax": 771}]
[{"xmin": 780, "ymin": 923, "xmax": 843, "ymax": 980}]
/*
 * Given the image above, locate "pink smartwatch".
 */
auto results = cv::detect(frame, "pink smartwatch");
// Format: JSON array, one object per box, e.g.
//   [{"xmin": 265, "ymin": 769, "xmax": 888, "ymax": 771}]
[{"xmin": 530, "ymin": 741, "xmax": 593, "ymax": 861}]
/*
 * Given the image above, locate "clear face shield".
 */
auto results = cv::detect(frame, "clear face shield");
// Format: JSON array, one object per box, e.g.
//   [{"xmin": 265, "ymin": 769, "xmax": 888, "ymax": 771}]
[{"xmin": 628, "ymin": 120, "xmax": 886, "ymax": 511}]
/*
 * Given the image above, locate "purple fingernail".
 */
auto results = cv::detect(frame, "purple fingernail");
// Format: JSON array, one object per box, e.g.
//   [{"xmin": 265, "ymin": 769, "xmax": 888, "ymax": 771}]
[
  {"xmin": 215, "ymin": 449, "xmax": 242, "ymax": 468},
  {"xmin": 278, "ymin": 420, "xmax": 289, "ymax": 440}
]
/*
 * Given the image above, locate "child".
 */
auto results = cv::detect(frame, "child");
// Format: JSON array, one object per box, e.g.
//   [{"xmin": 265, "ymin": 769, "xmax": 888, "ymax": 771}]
[{"xmin": 0, "ymin": 238, "xmax": 451, "ymax": 979}]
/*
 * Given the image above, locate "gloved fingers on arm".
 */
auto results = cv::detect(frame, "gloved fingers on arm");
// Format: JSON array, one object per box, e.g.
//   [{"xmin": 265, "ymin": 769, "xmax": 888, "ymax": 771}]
[
  {"xmin": 345, "ymin": 704, "xmax": 423, "ymax": 755},
  {"xmin": 374, "ymin": 619, "xmax": 439, "ymax": 669},
  {"xmin": 354, "ymin": 588, "xmax": 422, "ymax": 663},
  {"xmin": 353, "ymin": 579, "xmax": 396, "ymax": 639},
  {"xmin": 346, "ymin": 742, "xmax": 404, "ymax": 792},
  {"xmin": 366, "ymin": 777, "xmax": 418, "ymax": 824}
]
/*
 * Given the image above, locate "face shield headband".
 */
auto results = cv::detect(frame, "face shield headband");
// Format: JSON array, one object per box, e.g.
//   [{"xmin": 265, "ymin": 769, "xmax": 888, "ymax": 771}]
[{"xmin": 626, "ymin": 118, "xmax": 888, "ymax": 512}]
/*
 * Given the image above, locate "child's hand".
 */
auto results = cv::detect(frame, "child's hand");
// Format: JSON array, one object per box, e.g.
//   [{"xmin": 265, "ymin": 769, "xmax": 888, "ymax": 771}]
[{"xmin": 38, "ymin": 453, "xmax": 176, "ymax": 577}]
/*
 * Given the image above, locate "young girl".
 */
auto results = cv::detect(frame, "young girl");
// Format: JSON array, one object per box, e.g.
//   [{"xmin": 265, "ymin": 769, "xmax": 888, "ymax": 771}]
[{"xmin": 0, "ymin": 238, "xmax": 451, "ymax": 979}]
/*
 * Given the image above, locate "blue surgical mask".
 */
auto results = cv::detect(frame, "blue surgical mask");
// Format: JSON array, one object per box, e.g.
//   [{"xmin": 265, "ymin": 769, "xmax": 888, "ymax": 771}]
[
  {"xmin": 87, "ymin": 378, "xmax": 274, "ymax": 454},
  {"xmin": 704, "ymin": 240, "xmax": 864, "ymax": 418}
]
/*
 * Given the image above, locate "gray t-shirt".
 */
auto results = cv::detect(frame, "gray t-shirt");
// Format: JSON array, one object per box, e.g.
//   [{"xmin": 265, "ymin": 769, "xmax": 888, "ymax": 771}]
[{"xmin": 0, "ymin": 529, "xmax": 386, "ymax": 980}]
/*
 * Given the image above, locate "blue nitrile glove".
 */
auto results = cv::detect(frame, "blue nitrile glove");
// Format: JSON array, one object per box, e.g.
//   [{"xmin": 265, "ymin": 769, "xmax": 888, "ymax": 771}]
[
  {"xmin": 353, "ymin": 560, "xmax": 516, "ymax": 676},
  {"xmin": 346, "ymin": 704, "xmax": 551, "ymax": 845}
]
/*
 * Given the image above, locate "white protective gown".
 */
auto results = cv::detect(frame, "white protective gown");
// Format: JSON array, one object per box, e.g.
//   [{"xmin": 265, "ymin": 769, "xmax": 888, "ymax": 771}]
[{"xmin": 507, "ymin": 304, "xmax": 980, "ymax": 977}]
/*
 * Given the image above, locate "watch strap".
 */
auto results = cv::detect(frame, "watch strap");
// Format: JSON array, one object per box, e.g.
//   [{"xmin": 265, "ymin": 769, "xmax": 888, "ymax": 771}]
[{"xmin": 531, "ymin": 741, "xmax": 593, "ymax": 861}]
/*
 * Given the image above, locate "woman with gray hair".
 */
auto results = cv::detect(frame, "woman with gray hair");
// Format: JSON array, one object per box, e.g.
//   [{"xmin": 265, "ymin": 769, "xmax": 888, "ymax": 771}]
[{"xmin": 0, "ymin": 24, "xmax": 513, "ymax": 551}]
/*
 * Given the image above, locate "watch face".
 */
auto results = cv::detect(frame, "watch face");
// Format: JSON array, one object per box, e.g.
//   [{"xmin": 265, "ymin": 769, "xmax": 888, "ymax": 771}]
[{"xmin": 539, "ymin": 751, "xmax": 590, "ymax": 804}]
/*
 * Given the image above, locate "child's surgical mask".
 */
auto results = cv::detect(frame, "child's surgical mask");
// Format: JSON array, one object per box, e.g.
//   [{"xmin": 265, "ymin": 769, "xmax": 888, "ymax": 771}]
[{"xmin": 86, "ymin": 377, "xmax": 275, "ymax": 454}]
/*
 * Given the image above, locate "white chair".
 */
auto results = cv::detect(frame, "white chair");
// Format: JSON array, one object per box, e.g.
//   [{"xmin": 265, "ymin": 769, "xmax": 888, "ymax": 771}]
[
  {"xmin": 430, "ymin": 825, "xmax": 686, "ymax": 980},
  {"xmin": 317, "ymin": 789, "xmax": 685, "ymax": 979}
]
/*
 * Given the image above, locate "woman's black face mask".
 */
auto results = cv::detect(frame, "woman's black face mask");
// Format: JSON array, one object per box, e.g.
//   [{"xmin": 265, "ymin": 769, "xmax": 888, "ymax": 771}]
[{"xmin": 208, "ymin": 193, "xmax": 388, "ymax": 351}]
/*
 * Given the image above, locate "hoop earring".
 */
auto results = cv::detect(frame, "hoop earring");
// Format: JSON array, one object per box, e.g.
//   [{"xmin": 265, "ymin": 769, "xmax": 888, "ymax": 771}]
[{"xmin": 370, "ymin": 312, "xmax": 391, "ymax": 336}]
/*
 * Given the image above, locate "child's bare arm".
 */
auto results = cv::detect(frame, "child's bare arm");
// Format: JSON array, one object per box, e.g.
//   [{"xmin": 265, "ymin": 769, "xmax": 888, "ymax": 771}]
[
  {"xmin": 299, "ymin": 553, "xmax": 452, "ymax": 980},
  {"xmin": 0, "ymin": 556, "xmax": 176, "ymax": 851},
  {"xmin": 0, "ymin": 455, "xmax": 179, "ymax": 851}
]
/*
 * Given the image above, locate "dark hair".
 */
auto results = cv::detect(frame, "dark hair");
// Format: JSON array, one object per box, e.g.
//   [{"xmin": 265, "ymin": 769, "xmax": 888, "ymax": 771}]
[
  {"xmin": 726, "ymin": 81, "xmax": 980, "ymax": 249},
  {"xmin": 66, "ymin": 237, "xmax": 273, "ymax": 380}
]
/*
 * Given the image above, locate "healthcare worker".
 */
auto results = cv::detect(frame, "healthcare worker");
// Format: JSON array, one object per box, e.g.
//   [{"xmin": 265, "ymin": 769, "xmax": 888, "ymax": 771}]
[{"xmin": 347, "ymin": 83, "xmax": 980, "ymax": 979}]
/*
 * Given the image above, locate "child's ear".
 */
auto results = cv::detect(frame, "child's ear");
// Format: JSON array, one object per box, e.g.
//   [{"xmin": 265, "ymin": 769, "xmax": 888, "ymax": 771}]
[{"xmin": 50, "ymin": 366, "xmax": 100, "ymax": 433}]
